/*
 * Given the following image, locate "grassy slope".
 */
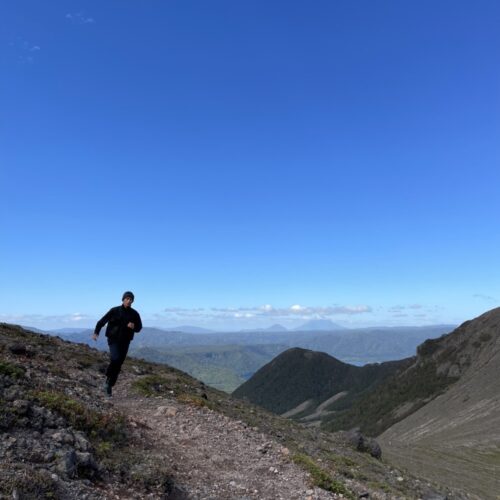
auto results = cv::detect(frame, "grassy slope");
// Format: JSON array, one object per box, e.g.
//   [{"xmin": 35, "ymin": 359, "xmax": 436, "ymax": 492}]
[
  {"xmin": 323, "ymin": 310, "xmax": 500, "ymax": 437},
  {"xmin": 321, "ymin": 357, "xmax": 458, "ymax": 436},
  {"xmin": 232, "ymin": 348, "xmax": 409, "ymax": 418},
  {"xmin": 130, "ymin": 343, "xmax": 288, "ymax": 392}
]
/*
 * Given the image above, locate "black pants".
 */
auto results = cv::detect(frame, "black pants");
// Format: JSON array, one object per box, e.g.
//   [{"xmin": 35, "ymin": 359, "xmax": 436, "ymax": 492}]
[{"xmin": 105, "ymin": 339, "xmax": 130, "ymax": 387}]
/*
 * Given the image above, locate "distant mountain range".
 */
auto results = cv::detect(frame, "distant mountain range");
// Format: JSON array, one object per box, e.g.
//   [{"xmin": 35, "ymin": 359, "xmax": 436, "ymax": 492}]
[
  {"xmin": 161, "ymin": 325, "xmax": 216, "ymax": 334},
  {"xmin": 239, "ymin": 324, "xmax": 288, "ymax": 332},
  {"xmin": 44, "ymin": 321, "xmax": 344, "ymax": 335},
  {"xmin": 239, "ymin": 320, "xmax": 346, "ymax": 332},
  {"xmin": 293, "ymin": 319, "xmax": 346, "ymax": 331},
  {"xmin": 147, "ymin": 320, "xmax": 346, "ymax": 333},
  {"xmin": 50, "ymin": 328, "xmax": 90, "ymax": 334},
  {"xmin": 34, "ymin": 324, "xmax": 454, "ymax": 392}
]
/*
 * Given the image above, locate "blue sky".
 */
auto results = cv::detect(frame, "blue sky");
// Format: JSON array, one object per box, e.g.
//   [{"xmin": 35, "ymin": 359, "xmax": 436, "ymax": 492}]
[{"xmin": 1, "ymin": 1, "xmax": 499, "ymax": 330}]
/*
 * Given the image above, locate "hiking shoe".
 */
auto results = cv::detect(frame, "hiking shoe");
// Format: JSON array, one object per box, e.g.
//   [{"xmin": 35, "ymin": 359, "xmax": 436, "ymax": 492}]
[{"xmin": 103, "ymin": 380, "xmax": 112, "ymax": 397}]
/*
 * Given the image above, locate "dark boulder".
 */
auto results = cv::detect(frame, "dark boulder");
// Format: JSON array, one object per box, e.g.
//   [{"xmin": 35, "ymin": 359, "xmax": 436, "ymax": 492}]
[
  {"xmin": 9, "ymin": 344, "xmax": 27, "ymax": 356},
  {"xmin": 345, "ymin": 428, "xmax": 382, "ymax": 459}
]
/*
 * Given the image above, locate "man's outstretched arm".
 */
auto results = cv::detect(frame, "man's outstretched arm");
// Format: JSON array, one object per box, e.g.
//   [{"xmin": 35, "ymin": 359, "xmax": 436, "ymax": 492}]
[{"xmin": 92, "ymin": 308, "xmax": 112, "ymax": 341}]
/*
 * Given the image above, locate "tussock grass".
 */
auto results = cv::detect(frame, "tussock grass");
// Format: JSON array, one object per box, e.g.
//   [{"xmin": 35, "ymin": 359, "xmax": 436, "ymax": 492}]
[
  {"xmin": 292, "ymin": 453, "xmax": 354, "ymax": 498},
  {"xmin": 0, "ymin": 360, "xmax": 25, "ymax": 379},
  {"xmin": 32, "ymin": 389, "xmax": 127, "ymax": 444},
  {"xmin": 0, "ymin": 466, "xmax": 58, "ymax": 498},
  {"xmin": 177, "ymin": 393, "xmax": 210, "ymax": 408},
  {"xmin": 132, "ymin": 374, "xmax": 173, "ymax": 396}
]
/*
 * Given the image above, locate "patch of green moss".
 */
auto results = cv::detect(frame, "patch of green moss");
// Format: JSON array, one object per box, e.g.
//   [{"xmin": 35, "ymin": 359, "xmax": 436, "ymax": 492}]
[
  {"xmin": 0, "ymin": 468, "xmax": 58, "ymax": 498},
  {"xmin": 368, "ymin": 481, "xmax": 392, "ymax": 493},
  {"xmin": 124, "ymin": 356, "xmax": 154, "ymax": 369},
  {"xmin": 132, "ymin": 375, "xmax": 173, "ymax": 396},
  {"xmin": 329, "ymin": 453, "xmax": 357, "ymax": 467},
  {"xmin": 292, "ymin": 453, "xmax": 354, "ymax": 498},
  {"xmin": 95, "ymin": 441, "xmax": 113, "ymax": 458},
  {"xmin": 31, "ymin": 390, "xmax": 127, "ymax": 444},
  {"xmin": 0, "ymin": 360, "xmax": 25, "ymax": 379}
]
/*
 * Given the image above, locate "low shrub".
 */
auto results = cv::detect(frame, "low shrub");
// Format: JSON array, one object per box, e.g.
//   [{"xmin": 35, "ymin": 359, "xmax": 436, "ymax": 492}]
[
  {"xmin": 292, "ymin": 453, "xmax": 353, "ymax": 498},
  {"xmin": 177, "ymin": 393, "xmax": 208, "ymax": 408},
  {"xmin": 0, "ymin": 468, "xmax": 58, "ymax": 498},
  {"xmin": 0, "ymin": 361, "xmax": 25, "ymax": 379},
  {"xmin": 31, "ymin": 390, "xmax": 127, "ymax": 444},
  {"xmin": 132, "ymin": 375, "xmax": 172, "ymax": 396}
]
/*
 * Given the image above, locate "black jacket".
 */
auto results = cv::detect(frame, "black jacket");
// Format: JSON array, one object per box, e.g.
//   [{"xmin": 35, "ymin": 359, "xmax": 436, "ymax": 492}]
[{"xmin": 94, "ymin": 305, "xmax": 142, "ymax": 343}]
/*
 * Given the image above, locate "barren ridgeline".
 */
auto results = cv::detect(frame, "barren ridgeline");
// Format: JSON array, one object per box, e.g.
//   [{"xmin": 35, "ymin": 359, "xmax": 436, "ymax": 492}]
[{"xmin": 378, "ymin": 307, "xmax": 500, "ymax": 499}]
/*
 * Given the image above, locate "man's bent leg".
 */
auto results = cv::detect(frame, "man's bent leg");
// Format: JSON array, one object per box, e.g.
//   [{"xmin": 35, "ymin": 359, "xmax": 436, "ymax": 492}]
[
  {"xmin": 105, "ymin": 340, "xmax": 130, "ymax": 387},
  {"xmin": 114, "ymin": 340, "xmax": 130, "ymax": 385}
]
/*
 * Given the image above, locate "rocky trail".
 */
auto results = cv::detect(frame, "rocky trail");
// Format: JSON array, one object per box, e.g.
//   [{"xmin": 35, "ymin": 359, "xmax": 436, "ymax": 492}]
[{"xmin": 109, "ymin": 375, "xmax": 338, "ymax": 500}]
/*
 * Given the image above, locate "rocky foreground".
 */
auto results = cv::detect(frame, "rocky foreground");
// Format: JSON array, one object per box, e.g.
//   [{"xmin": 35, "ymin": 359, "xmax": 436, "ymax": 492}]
[{"xmin": 0, "ymin": 323, "xmax": 468, "ymax": 499}]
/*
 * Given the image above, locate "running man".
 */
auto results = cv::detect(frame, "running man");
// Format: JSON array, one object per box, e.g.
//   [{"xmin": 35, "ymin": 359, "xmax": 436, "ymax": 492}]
[{"xmin": 92, "ymin": 291, "xmax": 142, "ymax": 396}]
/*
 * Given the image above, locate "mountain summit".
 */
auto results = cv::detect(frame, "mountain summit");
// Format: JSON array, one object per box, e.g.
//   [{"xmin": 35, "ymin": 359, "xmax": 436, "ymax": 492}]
[
  {"xmin": 293, "ymin": 320, "xmax": 346, "ymax": 331},
  {"xmin": 264, "ymin": 324, "xmax": 288, "ymax": 332},
  {"xmin": 232, "ymin": 347, "xmax": 409, "ymax": 420}
]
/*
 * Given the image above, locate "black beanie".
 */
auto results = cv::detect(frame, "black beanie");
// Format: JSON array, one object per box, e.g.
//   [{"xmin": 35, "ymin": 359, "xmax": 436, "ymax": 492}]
[{"xmin": 122, "ymin": 291, "xmax": 135, "ymax": 301}]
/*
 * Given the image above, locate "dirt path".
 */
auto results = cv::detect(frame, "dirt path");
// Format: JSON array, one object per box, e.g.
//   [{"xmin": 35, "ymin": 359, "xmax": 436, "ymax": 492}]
[{"xmin": 109, "ymin": 377, "xmax": 339, "ymax": 500}]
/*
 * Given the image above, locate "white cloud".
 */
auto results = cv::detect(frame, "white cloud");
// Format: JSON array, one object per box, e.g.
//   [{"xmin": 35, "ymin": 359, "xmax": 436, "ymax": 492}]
[
  {"xmin": 388, "ymin": 306, "xmax": 403, "ymax": 313},
  {"xmin": 66, "ymin": 13, "xmax": 95, "ymax": 24},
  {"xmin": 0, "ymin": 313, "xmax": 94, "ymax": 329},
  {"xmin": 388, "ymin": 304, "xmax": 424, "ymax": 313},
  {"xmin": 8, "ymin": 39, "xmax": 41, "ymax": 64},
  {"xmin": 473, "ymin": 294, "xmax": 497, "ymax": 303},
  {"xmin": 70, "ymin": 313, "xmax": 87, "ymax": 322},
  {"xmin": 162, "ymin": 303, "xmax": 372, "ymax": 321},
  {"xmin": 163, "ymin": 307, "xmax": 205, "ymax": 313}
]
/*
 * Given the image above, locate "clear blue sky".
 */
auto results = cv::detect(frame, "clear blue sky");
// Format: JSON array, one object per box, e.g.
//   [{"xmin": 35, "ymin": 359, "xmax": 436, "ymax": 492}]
[{"xmin": 1, "ymin": 1, "xmax": 499, "ymax": 330}]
